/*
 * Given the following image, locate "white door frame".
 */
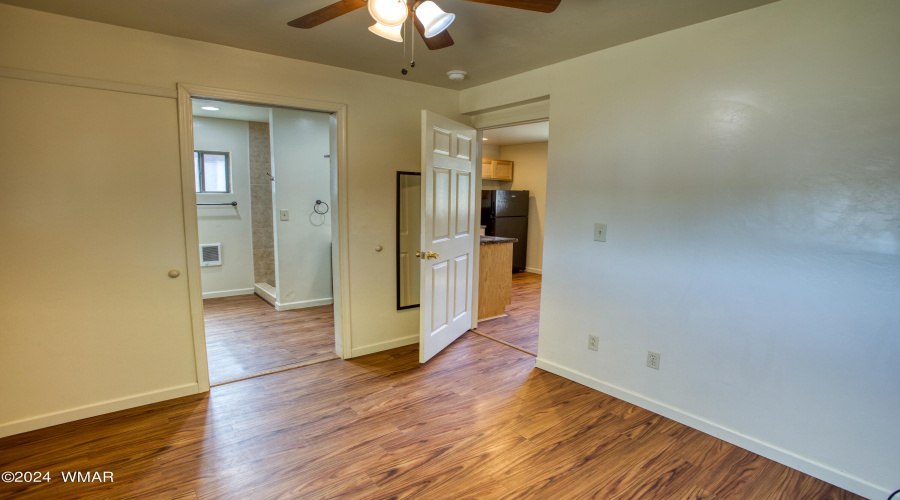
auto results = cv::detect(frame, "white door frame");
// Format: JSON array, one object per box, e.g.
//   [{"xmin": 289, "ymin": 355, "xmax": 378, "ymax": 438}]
[{"xmin": 176, "ymin": 83, "xmax": 353, "ymax": 391}]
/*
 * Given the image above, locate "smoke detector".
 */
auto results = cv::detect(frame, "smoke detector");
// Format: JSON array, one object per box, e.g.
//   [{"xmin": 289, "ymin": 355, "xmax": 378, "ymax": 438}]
[{"xmin": 447, "ymin": 70, "xmax": 467, "ymax": 81}]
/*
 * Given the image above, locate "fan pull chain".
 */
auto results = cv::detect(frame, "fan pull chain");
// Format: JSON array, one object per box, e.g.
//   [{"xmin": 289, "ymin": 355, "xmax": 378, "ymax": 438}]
[
  {"xmin": 401, "ymin": 19, "xmax": 408, "ymax": 75},
  {"xmin": 410, "ymin": 21, "xmax": 416, "ymax": 69}
]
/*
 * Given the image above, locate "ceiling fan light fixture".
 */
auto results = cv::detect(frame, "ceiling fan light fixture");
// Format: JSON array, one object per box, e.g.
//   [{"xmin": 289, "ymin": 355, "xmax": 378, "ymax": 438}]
[
  {"xmin": 368, "ymin": 0, "xmax": 408, "ymax": 27},
  {"xmin": 415, "ymin": 1, "xmax": 455, "ymax": 38},
  {"xmin": 368, "ymin": 22, "xmax": 404, "ymax": 42}
]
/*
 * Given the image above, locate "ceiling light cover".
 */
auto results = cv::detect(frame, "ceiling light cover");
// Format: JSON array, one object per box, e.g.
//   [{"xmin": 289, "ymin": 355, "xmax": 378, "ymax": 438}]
[
  {"xmin": 369, "ymin": 22, "xmax": 404, "ymax": 42},
  {"xmin": 201, "ymin": 106, "xmax": 220, "ymax": 111},
  {"xmin": 415, "ymin": 1, "xmax": 455, "ymax": 38},
  {"xmin": 368, "ymin": 0, "xmax": 408, "ymax": 28},
  {"xmin": 447, "ymin": 70, "xmax": 467, "ymax": 81}
]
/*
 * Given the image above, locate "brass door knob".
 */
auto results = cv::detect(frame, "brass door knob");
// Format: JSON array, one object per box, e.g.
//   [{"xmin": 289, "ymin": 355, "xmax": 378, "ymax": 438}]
[
  {"xmin": 426, "ymin": 251, "xmax": 439, "ymax": 260},
  {"xmin": 415, "ymin": 251, "xmax": 423, "ymax": 258}
]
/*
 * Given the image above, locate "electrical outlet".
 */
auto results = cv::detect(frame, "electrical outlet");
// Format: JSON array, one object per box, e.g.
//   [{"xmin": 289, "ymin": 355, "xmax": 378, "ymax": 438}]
[
  {"xmin": 279, "ymin": 209, "xmax": 290, "ymax": 221},
  {"xmin": 646, "ymin": 351, "xmax": 661, "ymax": 370},
  {"xmin": 588, "ymin": 335, "xmax": 600, "ymax": 351},
  {"xmin": 594, "ymin": 223, "xmax": 607, "ymax": 242}
]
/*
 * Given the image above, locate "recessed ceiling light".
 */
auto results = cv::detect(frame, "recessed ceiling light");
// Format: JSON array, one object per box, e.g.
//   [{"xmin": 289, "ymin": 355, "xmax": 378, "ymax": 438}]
[
  {"xmin": 201, "ymin": 106, "xmax": 220, "ymax": 111},
  {"xmin": 483, "ymin": 138, "xmax": 488, "ymax": 141}
]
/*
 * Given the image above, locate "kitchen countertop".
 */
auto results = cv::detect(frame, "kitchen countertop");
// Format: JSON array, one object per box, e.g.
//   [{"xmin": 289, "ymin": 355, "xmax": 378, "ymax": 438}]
[{"xmin": 480, "ymin": 235, "xmax": 518, "ymax": 245}]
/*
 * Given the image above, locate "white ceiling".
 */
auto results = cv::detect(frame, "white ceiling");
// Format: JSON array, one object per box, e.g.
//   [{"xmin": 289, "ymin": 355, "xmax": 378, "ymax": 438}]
[
  {"xmin": 192, "ymin": 99, "xmax": 271, "ymax": 122},
  {"xmin": 483, "ymin": 121, "xmax": 549, "ymax": 146},
  {"xmin": 0, "ymin": 0, "xmax": 778, "ymax": 89}
]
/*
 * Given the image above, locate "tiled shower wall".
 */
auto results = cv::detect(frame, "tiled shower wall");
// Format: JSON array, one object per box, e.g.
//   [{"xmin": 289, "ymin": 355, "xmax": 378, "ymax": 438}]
[{"xmin": 249, "ymin": 122, "xmax": 275, "ymax": 287}]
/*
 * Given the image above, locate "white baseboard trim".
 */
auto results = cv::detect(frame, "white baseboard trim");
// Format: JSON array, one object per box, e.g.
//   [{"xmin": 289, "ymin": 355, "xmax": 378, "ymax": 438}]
[
  {"xmin": 202, "ymin": 288, "xmax": 254, "ymax": 299},
  {"xmin": 534, "ymin": 358, "xmax": 887, "ymax": 500},
  {"xmin": 0, "ymin": 382, "xmax": 199, "ymax": 439},
  {"xmin": 351, "ymin": 335, "xmax": 418, "ymax": 358},
  {"xmin": 524, "ymin": 267, "xmax": 542, "ymax": 274},
  {"xmin": 275, "ymin": 297, "xmax": 333, "ymax": 311},
  {"xmin": 254, "ymin": 283, "xmax": 277, "ymax": 306}
]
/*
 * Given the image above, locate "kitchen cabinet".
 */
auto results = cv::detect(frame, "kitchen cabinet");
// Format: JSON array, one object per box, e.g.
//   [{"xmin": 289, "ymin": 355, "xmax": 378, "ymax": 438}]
[{"xmin": 482, "ymin": 159, "xmax": 514, "ymax": 181}]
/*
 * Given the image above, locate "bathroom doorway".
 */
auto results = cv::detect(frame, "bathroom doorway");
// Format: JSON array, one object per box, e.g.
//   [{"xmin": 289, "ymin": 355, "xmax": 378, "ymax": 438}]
[{"xmin": 186, "ymin": 95, "xmax": 343, "ymax": 386}]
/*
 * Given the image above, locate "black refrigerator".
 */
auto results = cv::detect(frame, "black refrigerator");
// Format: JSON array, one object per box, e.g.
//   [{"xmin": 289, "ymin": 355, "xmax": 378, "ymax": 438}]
[{"xmin": 481, "ymin": 190, "xmax": 529, "ymax": 273}]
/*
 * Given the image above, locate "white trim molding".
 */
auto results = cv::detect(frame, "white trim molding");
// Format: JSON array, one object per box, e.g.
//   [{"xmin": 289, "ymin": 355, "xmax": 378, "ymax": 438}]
[
  {"xmin": 524, "ymin": 267, "xmax": 542, "ymax": 275},
  {"xmin": 202, "ymin": 288, "xmax": 255, "ymax": 299},
  {"xmin": 351, "ymin": 335, "xmax": 418, "ymax": 358},
  {"xmin": 535, "ymin": 357, "xmax": 889, "ymax": 500},
  {"xmin": 0, "ymin": 383, "xmax": 199, "ymax": 439},
  {"xmin": 275, "ymin": 297, "xmax": 334, "ymax": 311}
]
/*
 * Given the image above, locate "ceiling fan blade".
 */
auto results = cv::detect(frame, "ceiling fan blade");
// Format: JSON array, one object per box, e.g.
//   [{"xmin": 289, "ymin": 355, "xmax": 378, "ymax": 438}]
[
  {"xmin": 414, "ymin": 15, "xmax": 455, "ymax": 50},
  {"xmin": 288, "ymin": 0, "xmax": 367, "ymax": 29},
  {"xmin": 459, "ymin": 0, "xmax": 560, "ymax": 13}
]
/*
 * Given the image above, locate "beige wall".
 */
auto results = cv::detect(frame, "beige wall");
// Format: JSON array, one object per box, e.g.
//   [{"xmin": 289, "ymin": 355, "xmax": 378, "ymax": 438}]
[
  {"xmin": 193, "ymin": 117, "xmax": 255, "ymax": 297},
  {"xmin": 0, "ymin": 3, "xmax": 463, "ymax": 436},
  {"xmin": 462, "ymin": 0, "xmax": 899, "ymax": 498},
  {"xmin": 501, "ymin": 142, "xmax": 547, "ymax": 273},
  {"xmin": 0, "ymin": 77, "xmax": 197, "ymax": 436}
]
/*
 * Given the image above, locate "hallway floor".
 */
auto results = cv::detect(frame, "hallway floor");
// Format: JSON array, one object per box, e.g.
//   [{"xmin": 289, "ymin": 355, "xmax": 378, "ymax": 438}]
[
  {"xmin": 204, "ymin": 294, "xmax": 337, "ymax": 385},
  {"xmin": 474, "ymin": 272, "xmax": 542, "ymax": 355}
]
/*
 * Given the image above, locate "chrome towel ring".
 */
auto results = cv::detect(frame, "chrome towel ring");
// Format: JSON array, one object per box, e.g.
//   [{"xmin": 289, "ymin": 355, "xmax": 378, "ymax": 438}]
[{"xmin": 314, "ymin": 200, "xmax": 329, "ymax": 215}]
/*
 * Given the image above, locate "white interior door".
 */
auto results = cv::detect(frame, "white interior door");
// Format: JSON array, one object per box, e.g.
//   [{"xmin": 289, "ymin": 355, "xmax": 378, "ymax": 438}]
[{"xmin": 419, "ymin": 110, "xmax": 477, "ymax": 363}]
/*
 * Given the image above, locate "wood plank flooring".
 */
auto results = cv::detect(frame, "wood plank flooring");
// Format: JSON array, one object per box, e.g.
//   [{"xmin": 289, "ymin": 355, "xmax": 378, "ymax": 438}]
[
  {"xmin": 204, "ymin": 294, "xmax": 337, "ymax": 386},
  {"xmin": 475, "ymin": 272, "xmax": 542, "ymax": 355},
  {"xmin": 0, "ymin": 332, "xmax": 861, "ymax": 500}
]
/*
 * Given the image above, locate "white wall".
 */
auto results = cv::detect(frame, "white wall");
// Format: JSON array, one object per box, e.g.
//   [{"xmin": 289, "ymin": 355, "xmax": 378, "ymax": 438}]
[
  {"xmin": 501, "ymin": 142, "xmax": 547, "ymax": 274},
  {"xmin": 271, "ymin": 108, "xmax": 333, "ymax": 309},
  {"xmin": 0, "ymin": 3, "xmax": 463, "ymax": 436},
  {"xmin": 462, "ymin": 0, "xmax": 899, "ymax": 498},
  {"xmin": 193, "ymin": 117, "xmax": 254, "ymax": 298}
]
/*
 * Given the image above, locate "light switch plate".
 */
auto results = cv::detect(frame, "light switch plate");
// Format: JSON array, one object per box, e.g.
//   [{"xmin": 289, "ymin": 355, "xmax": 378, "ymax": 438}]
[
  {"xmin": 594, "ymin": 223, "xmax": 607, "ymax": 242},
  {"xmin": 280, "ymin": 210, "xmax": 290, "ymax": 221}
]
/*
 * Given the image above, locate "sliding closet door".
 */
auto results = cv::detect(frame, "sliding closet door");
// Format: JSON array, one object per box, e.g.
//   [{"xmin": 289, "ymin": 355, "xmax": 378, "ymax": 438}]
[{"xmin": 0, "ymin": 77, "xmax": 197, "ymax": 436}]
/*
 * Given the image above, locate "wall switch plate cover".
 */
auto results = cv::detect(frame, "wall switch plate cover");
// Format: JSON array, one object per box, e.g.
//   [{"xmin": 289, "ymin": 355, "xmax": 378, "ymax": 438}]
[{"xmin": 594, "ymin": 223, "xmax": 607, "ymax": 242}]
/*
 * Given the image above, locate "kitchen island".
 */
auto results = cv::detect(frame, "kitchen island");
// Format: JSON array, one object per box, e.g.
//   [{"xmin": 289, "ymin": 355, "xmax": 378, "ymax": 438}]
[{"xmin": 478, "ymin": 235, "xmax": 518, "ymax": 320}]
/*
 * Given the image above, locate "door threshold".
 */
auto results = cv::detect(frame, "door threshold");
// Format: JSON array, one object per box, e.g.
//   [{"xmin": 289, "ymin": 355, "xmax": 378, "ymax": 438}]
[
  {"xmin": 211, "ymin": 356, "xmax": 339, "ymax": 387},
  {"xmin": 470, "ymin": 330, "xmax": 536, "ymax": 357}
]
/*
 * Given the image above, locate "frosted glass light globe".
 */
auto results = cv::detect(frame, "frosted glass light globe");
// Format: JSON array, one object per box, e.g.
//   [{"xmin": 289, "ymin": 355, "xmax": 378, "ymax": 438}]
[
  {"xmin": 415, "ymin": 1, "xmax": 454, "ymax": 38},
  {"xmin": 369, "ymin": 22, "xmax": 404, "ymax": 42},
  {"xmin": 368, "ymin": 0, "xmax": 409, "ymax": 28}
]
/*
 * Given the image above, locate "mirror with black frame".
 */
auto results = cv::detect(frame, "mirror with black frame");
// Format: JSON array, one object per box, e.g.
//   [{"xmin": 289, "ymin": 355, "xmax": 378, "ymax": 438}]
[{"xmin": 396, "ymin": 172, "xmax": 421, "ymax": 310}]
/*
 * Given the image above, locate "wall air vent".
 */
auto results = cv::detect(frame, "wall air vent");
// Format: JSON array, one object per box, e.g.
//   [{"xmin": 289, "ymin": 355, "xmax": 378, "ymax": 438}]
[{"xmin": 200, "ymin": 244, "xmax": 222, "ymax": 267}]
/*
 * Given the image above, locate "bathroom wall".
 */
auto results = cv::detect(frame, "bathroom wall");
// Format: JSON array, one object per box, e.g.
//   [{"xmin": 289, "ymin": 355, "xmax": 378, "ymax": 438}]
[
  {"xmin": 249, "ymin": 121, "xmax": 275, "ymax": 287},
  {"xmin": 271, "ymin": 107, "xmax": 334, "ymax": 309},
  {"xmin": 193, "ymin": 117, "xmax": 254, "ymax": 298}
]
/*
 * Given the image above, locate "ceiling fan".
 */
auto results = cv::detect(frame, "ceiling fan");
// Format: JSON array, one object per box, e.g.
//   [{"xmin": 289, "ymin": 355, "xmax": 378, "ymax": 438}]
[{"xmin": 288, "ymin": 0, "xmax": 561, "ymax": 51}]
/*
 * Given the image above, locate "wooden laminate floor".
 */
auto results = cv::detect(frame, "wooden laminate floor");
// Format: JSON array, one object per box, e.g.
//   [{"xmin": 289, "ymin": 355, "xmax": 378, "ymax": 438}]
[
  {"xmin": 475, "ymin": 272, "xmax": 542, "ymax": 355},
  {"xmin": 204, "ymin": 294, "xmax": 337, "ymax": 386},
  {"xmin": 0, "ymin": 333, "xmax": 860, "ymax": 500}
]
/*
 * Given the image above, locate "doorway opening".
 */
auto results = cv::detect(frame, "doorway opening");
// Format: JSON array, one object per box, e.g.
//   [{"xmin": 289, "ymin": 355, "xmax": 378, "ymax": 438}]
[
  {"xmin": 187, "ymin": 96, "xmax": 341, "ymax": 386},
  {"xmin": 471, "ymin": 120, "xmax": 549, "ymax": 356}
]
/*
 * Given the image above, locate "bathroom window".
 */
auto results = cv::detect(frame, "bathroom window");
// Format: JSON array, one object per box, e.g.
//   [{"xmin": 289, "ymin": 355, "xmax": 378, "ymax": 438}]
[{"xmin": 194, "ymin": 151, "xmax": 231, "ymax": 193}]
